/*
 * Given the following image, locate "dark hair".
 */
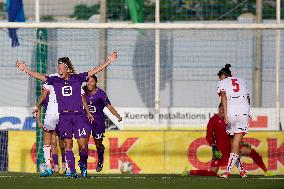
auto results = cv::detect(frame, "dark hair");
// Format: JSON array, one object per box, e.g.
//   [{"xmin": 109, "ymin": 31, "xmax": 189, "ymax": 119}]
[
  {"xmin": 217, "ymin": 64, "xmax": 231, "ymax": 77},
  {"xmin": 218, "ymin": 103, "xmax": 222, "ymax": 108},
  {"xmin": 82, "ymin": 75, "xmax": 98, "ymax": 93},
  {"xmin": 87, "ymin": 75, "xmax": 97, "ymax": 83},
  {"xmin": 58, "ymin": 57, "xmax": 76, "ymax": 74}
]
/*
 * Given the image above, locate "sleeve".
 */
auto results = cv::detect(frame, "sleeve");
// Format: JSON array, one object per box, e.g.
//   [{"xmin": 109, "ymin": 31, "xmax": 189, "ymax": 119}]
[
  {"xmin": 81, "ymin": 88, "xmax": 85, "ymax": 96},
  {"xmin": 45, "ymin": 76, "xmax": 55, "ymax": 85},
  {"xmin": 42, "ymin": 83, "xmax": 50, "ymax": 92},
  {"xmin": 206, "ymin": 118, "xmax": 215, "ymax": 146},
  {"xmin": 217, "ymin": 80, "xmax": 226, "ymax": 96},
  {"xmin": 101, "ymin": 92, "xmax": 111, "ymax": 107},
  {"xmin": 78, "ymin": 72, "xmax": 88, "ymax": 83}
]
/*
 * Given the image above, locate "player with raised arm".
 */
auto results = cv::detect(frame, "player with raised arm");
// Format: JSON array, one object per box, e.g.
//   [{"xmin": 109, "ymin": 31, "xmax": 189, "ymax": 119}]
[
  {"xmin": 217, "ymin": 64, "xmax": 250, "ymax": 178},
  {"xmin": 83, "ymin": 75, "xmax": 122, "ymax": 172},
  {"xmin": 16, "ymin": 52, "xmax": 117, "ymax": 178},
  {"xmin": 34, "ymin": 77, "xmax": 87, "ymax": 176},
  {"xmin": 182, "ymin": 103, "xmax": 276, "ymax": 177}
]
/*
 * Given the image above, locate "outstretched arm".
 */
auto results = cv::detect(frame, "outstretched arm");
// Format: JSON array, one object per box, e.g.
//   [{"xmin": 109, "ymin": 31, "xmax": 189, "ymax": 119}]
[
  {"xmin": 87, "ymin": 52, "xmax": 118, "ymax": 78},
  {"xmin": 106, "ymin": 104, "xmax": 122, "ymax": 122},
  {"xmin": 16, "ymin": 60, "xmax": 46, "ymax": 81}
]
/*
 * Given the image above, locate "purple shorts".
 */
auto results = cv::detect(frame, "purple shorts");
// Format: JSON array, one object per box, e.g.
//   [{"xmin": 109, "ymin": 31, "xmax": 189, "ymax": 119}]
[
  {"xmin": 90, "ymin": 122, "xmax": 105, "ymax": 140},
  {"xmin": 57, "ymin": 112, "xmax": 90, "ymax": 139}
]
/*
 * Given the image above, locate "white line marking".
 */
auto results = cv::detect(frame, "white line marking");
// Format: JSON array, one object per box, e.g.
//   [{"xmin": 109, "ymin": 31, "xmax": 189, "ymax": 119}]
[{"xmin": 258, "ymin": 178, "xmax": 284, "ymax": 180}]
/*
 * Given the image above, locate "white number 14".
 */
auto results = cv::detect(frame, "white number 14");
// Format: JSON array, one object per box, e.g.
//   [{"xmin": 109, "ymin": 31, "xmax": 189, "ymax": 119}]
[{"xmin": 78, "ymin": 128, "xmax": 86, "ymax": 137}]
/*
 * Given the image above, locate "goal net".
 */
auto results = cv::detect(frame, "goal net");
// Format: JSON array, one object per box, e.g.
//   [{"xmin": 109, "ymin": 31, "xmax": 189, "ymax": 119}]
[{"xmin": 0, "ymin": 22, "xmax": 283, "ymax": 174}]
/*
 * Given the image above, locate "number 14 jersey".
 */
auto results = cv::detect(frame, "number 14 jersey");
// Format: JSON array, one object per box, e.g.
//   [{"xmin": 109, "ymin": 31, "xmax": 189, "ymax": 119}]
[{"xmin": 217, "ymin": 77, "xmax": 250, "ymax": 116}]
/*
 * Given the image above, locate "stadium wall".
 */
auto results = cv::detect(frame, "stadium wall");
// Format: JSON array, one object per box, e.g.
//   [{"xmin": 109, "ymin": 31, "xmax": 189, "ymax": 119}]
[{"xmin": 7, "ymin": 130, "xmax": 284, "ymax": 174}]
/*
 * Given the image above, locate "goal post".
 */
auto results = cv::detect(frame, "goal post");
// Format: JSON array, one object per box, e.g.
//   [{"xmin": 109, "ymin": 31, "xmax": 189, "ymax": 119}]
[
  {"xmin": 0, "ymin": 22, "xmax": 282, "ymax": 173},
  {"xmin": 35, "ymin": 28, "xmax": 48, "ymax": 170}
]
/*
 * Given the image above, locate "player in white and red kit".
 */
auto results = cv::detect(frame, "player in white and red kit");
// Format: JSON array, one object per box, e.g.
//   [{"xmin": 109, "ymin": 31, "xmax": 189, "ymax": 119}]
[
  {"xmin": 217, "ymin": 64, "xmax": 250, "ymax": 178},
  {"xmin": 34, "ymin": 77, "xmax": 67, "ymax": 176}
]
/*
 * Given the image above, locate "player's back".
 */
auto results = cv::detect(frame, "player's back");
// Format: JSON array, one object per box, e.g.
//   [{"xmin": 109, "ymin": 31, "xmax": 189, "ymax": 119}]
[{"xmin": 218, "ymin": 76, "xmax": 250, "ymax": 116}]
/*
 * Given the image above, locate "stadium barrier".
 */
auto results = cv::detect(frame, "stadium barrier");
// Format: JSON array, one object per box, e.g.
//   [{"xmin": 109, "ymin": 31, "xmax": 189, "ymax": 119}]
[
  {"xmin": 1, "ymin": 107, "xmax": 283, "ymax": 130},
  {"xmin": 8, "ymin": 130, "xmax": 284, "ymax": 174}
]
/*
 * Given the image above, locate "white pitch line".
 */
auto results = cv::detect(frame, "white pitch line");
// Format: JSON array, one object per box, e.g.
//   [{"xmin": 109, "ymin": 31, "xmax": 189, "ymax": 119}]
[{"xmin": 257, "ymin": 178, "xmax": 284, "ymax": 180}]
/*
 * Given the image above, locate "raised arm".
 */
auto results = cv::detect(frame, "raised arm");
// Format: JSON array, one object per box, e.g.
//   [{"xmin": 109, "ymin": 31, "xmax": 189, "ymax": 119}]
[
  {"xmin": 106, "ymin": 104, "xmax": 122, "ymax": 122},
  {"xmin": 87, "ymin": 52, "xmax": 118, "ymax": 78},
  {"xmin": 16, "ymin": 60, "xmax": 46, "ymax": 81}
]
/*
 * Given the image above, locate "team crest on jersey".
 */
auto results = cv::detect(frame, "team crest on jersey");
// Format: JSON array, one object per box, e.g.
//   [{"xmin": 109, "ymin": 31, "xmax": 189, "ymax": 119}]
[
  {"xmin": 88, "ymin": 104, "xmax": 96, "ymax": 113},
  {"xmin": 62, "ymin": 86, "xmax": 72, "ymax": 96}
]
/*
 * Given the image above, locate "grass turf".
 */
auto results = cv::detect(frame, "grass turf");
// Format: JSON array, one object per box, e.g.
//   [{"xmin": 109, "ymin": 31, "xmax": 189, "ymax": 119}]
[{"xmin": 0, "ymin": 173, "xmax": 283, "ymax": 189}]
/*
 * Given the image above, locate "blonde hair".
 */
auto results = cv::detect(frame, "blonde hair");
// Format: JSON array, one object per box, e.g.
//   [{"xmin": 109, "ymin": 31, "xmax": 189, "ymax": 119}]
[{"xmin": 58, "ymin": 57, "xmax": 76, "ymax": 74}]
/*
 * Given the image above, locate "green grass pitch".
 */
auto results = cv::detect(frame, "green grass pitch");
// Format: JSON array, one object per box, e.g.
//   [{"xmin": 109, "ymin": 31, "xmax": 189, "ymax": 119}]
[{"xmin": 0, "ymin": 173, "xmax": 283, "ymax": 189}]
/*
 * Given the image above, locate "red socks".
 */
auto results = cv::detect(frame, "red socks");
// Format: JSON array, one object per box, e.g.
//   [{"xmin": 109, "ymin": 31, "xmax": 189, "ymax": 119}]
[
  {"xmin": 249, "ymin": 149, "xmax": 267, "ymax": 172},
  {"xmin": 189, "ymin": 170, "xmax": 217, "ymax": 176}
]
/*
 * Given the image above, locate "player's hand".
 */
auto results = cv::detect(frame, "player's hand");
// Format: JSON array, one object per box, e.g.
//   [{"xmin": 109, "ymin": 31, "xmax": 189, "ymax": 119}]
[
  {"xmin": 117, "ymin": 116, "xmax": 122, "ymax": 122},
  {"xmin": 224, "ymin": 115, "xmax": 229, "ymax": 124},
  {"xmin": 87, "ymin": 113, "xmax": 94, "ymax": 124},
  {"xmin": 106, "ymin": 51, "xmax": 118, "ymax": 64},
  {"xmin": 212, "ymin": 145, "xmax": 222, "ymax": 160},
  {"xmin": 16, "ymin": 60, "xmax": 27, "ymax": 72},
  {"xmin": 37, "ymin": 122, "xmax": 43, "ymax": 129},
  {"xmin": 32, "ymin": 106, "xmax": 39, "ymax": 117}
]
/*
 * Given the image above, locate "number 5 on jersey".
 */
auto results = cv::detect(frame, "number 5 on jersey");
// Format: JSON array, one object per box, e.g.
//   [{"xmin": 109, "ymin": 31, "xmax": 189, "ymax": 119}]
[{"xmin": 231, "ymin": 79, "xmax": 240, "ymax": 92}]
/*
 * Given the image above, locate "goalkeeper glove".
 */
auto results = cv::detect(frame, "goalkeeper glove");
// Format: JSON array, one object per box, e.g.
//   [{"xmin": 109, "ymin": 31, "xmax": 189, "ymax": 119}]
[{"xmin": 212, "ymin": 145, "xmax": 222, "ymax": 160}]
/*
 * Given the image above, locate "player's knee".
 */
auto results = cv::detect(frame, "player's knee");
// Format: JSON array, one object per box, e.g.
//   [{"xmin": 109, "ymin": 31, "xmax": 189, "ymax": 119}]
[
  {"xmin": 65, "ymin": 143, "xmax": 73, "ymax": 151},
  {"xmin": 78, "ymin": 144, "xmax": 88, "ymax": 152},
  {"xmin": 51, "ymin": 139, "xmax": 57, "ymax": 147},
  {"xmin": 232, "ymin": 143, "xmax": 240, "ymax": 153}
]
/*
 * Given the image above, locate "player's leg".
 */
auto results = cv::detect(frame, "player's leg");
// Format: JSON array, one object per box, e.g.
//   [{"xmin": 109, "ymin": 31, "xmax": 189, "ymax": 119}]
[
  {"xmin": 226, "ymin": 133, "xmax": 243, "ymax": 171},
  {"xmin": 74, "ymin": 113, "xmax": 90, "ymax": 178},
  {"xmin": 240, "ymin": 145, "xmax": 275, "ymax": 176},
  {"xmin": 77, "ymin": 137, "xmax": 89, "ymax": 177},
  {"xmin": 43, "ymin": 130, "xmax": 53, "ymax": 169},
  {"xmin": 51, "ymin": 132, "xmax": 59, "ymax": 173},
  {"xmin": 41, "ymin": 130, "xmax": 54, "ymax": 177},
  {"xmin": 94, "ymin": 137, "xmax": 105, "ymax": 172},
  {"xmin": 182, "ymin": 159, "xmax": 219, "ymax": 177},
  {"xmin": 59, "ymin": 114, "xmax": 78, "ymax": 178},
  {"xmin": 220, "ymin": 115, "xmax": 248, "ymax": 178},
  {"xmin": 64, "ymin": 138, "xmax": 78, "ymax": 178},
  {"xmin": 58, "ymin": 137, "xmax": 67, "ymax": 173},
  {"xmin": 235, "ymin": 157, "xmax": 247, "ymax": 178}
]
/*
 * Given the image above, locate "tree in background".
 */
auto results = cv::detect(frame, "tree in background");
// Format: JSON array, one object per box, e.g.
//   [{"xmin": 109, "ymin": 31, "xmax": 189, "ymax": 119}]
[{"xmin": 71, "ymin": 0, "xmax": 280, "ymax": 21}]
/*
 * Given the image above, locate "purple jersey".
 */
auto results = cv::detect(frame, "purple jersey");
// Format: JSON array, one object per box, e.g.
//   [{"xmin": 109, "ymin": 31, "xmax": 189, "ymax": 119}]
[
  {"xmin": 46, "ymin": 72, "xmax": 88, "ymax": 112},
  {"xmin": 84, "ymin": 88, "xmax": 111, "ymax": 128}
]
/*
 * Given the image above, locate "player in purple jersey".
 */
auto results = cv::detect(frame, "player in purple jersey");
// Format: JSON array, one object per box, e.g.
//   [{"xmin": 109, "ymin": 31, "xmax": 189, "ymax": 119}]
[
  {"xmin": 83, "ymin": 75, "xmax": 122, "ymax": 172},
  {"xmin": 16, "ymin": 52, "xmax": 118, "ymax": 178}
]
